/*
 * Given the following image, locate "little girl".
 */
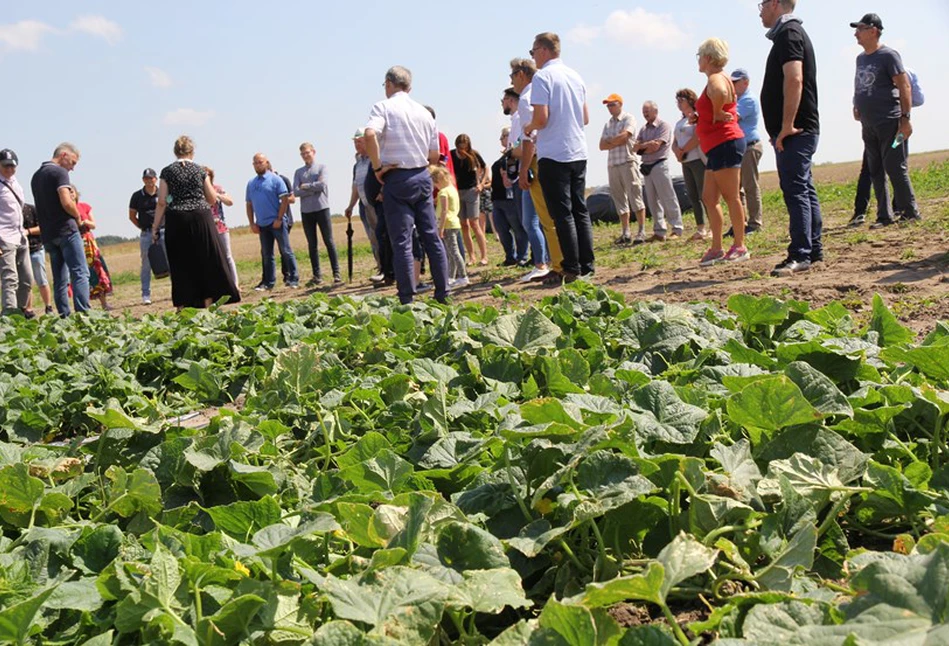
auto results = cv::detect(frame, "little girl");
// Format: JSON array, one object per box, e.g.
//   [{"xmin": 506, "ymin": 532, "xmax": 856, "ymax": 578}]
[{"xmin": 430, "ymin": 166, "xmax": 468, "ymax": 287}]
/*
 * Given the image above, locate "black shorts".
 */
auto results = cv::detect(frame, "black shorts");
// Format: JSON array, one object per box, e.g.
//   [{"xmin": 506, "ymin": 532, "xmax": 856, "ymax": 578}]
[{"xmin": 705, "ymin": 138, "xmax": 747, "ymax": 171}]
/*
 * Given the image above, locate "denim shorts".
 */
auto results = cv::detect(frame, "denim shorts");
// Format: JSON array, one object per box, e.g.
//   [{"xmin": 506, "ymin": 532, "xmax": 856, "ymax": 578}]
[
  {"xmin": 705, "ymin": 138, "xmax": 747, "ymax": 171},
  {"xmin": 30, "ymin": 249, "xmax": 49, "ymax": 287}
]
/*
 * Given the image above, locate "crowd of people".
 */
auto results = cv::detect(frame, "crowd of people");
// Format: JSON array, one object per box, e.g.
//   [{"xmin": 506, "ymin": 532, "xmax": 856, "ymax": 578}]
[{"xmin": 0, "ymin": 2, "xmax": 925, "ymax": 316}]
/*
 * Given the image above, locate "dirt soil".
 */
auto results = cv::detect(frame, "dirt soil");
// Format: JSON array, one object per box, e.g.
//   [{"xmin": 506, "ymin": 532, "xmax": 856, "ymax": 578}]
[{"xmin": 93, "ymin": 151, "xmax": 949, "ymax": 336}]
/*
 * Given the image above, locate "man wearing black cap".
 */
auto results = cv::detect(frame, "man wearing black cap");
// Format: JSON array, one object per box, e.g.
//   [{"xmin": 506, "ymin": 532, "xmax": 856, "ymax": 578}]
[
  {"xmin": 851, "ymin": 12, "xmax": 920, "ymax": 228},
  {"xmin": 129, "ymin": 168, "xmax": 162, "ymax": 304},
  {"xmin": 0, "ymin": 149, "xmax": 35, "ymax": 317}
]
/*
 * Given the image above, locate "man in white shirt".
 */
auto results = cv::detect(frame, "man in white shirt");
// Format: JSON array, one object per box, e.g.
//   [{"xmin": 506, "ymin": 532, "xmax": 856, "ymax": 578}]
[
  {"xmin": 0, "ymin": 149, "xmax": 35, "ymax": 317},
  {"xmin": 364, "ymin": 65, "xmax": 449, "ymax": 304},
  {"xmin": 524, "ymin": 32, "xmax": 593, "ymax": 282}
]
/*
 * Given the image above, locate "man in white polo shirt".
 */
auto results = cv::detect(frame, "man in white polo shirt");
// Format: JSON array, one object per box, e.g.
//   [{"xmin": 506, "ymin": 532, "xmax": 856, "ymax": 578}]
[
  {"xmin": 364, "ymin": 65, "xmax": 449, "ymax": 304},
  {"xmin": 524, "ymin": 32, "xmax": 593, "ymax": 282}
]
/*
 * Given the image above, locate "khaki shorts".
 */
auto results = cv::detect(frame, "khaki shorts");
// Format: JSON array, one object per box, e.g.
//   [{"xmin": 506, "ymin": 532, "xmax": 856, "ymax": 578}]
[{"xmin": 608, "ymin": 162, "xmax": 644, "ymax": 215}]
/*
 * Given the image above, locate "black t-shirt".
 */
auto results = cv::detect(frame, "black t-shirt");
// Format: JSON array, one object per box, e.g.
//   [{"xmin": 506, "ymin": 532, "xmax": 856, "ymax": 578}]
[
  {"xmin": 129, "ymin": 188, "xmax": 159, "ymax": 231},
  {"xmin": 450, "ymin": 150, "xmax": 485, "ymax": 190},
  {"xmin": 279, "ymin": 174, "xmax": 294, "ymax": 219},
  {"xmin": 761, "ymin": 20, "xmax": 820, "ymax": 139},
  {"xmin": 490, "ymin": 157, "xmax": 511, "ymax": 201},
  {"xmin": 22, "ymin": 203, "xmax": 42, "ymax": 253},
  {"xmin": 30, "ymin": 162, "xmax": 77, "ymax": 244}
]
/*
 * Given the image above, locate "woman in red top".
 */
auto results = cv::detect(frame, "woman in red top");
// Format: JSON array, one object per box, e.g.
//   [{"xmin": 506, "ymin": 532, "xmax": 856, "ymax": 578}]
[
  {"xmin": 70, "ymin": 186, "xmax": 114, "ymax": 310},
  {"xmin": 694, "ymin": 38, "xmax": 748, "ymax": 266}
]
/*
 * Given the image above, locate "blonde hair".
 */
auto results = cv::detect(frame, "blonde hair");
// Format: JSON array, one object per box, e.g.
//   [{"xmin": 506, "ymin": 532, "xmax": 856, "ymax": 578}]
[
  {"xmin": 429, "ymin": 165, "xmax": 450, "ymax": 185},
  {"xmin": 299, "ymin": 142, "xmax": 315, "ymax": 153},
  {"xmin": 174, "ymin": 135, "xmax": 195, "ymax": 158},
  {"xmin": 697, "ymin": 38, "xmax": 729, "ymax": 68}
]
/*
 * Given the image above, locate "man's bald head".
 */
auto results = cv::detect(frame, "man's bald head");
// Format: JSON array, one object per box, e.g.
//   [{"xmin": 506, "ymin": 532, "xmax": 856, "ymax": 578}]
[{"xmin": 253, "ymin": 153, "xmax": 268, "ymax": 176}]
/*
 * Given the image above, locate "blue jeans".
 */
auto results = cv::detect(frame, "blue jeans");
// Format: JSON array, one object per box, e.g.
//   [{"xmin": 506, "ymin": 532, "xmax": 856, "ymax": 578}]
[
  {"xmin": 774, "ymin": 132, "xmax": 823, "ymax": 262},
  {"xmin": 46, "ymin": 230, "xmax": 91, "ymax": 315},
  {"xmin": 258, "ymin": 218, "xmax": 299, "ymax": 286},
  {"xmin": 521, "ymin": 188, "xmax": 549, "ymax": 266},
  {"xmin": 492, "ymin": 198, "xmax": 528, "ymax": 263},
  {"xmin": 139, "ymin": 230, "xmax": 164, "ymax": 298},
  {"xmin": 381, "ymin": 168, "xmax": 449, "ymax": 303}
]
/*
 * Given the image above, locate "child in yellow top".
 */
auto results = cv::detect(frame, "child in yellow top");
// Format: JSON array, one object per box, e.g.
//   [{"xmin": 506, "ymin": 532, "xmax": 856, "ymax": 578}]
[{"xmin": 430, "ymin": 166, "xmax": 468, "ymax": 286}]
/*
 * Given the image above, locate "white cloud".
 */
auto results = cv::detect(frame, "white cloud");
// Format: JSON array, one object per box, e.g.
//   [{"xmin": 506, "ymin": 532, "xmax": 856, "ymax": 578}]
[
  {"xmin": 163, "ymin": 108, "xmax": 215, "ymax": 127},
  {"xmin": 567, "ymin": 8, "xmax": 689, "ymax": 51},
  {"xmin": 0, "ymin": 20, "xmax": 56, "ymax": 52},
  {"xmin": 69, "ymin": 15, "xmax": 122, "ymax": 45},
  {"xmin": 145, "ymin": 67, "xmax": 172, "ymax": 89}
]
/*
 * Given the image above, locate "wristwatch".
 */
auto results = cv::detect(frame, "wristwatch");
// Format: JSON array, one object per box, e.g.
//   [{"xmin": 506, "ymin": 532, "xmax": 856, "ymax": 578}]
[{"xmin": 901, "ymin": 113, "xmax": 911, "ymax": 120}]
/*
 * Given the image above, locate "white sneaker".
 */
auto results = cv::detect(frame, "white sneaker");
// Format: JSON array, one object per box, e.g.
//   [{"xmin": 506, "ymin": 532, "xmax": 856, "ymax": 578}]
[
  {"xmin": 453, "ymin": 276, "xmax": 470, "ymax": 288},
  {"xmin": 520, "ymin": 267, "xmax": 550, "ymax": 283},
  {"xmin": 142, "ymin": 296, "xmax": 152, "ymax": 305},
  {"xmin": 369, "ymin": 273, "xmax": 385, "ymax": 283}
]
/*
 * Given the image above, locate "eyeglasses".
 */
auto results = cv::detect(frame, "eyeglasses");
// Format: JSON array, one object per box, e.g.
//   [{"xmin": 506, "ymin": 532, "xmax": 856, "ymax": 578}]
[{"xmin": 757, "ymin": 0, "xmax": 773, "ymax": 10}]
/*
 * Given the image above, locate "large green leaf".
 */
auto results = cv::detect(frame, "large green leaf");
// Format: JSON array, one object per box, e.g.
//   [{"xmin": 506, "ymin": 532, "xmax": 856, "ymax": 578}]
[
  {"xmin": 0, "ymin": 463, "xmax": 45, "ymax": 513},
  {"xmin": 727, "ymin": 376, "xmax": 823, "ymax": 437},
  {"xmin": 784, "ymin": 361, "xmax": 853, "ymax": 417},
  {"xmin": 196, "ymin": 594, "xmax": 266, "ymax": 646},
  {"xmin": 206, "ymin": 496, "xmax": 283, "ymax": 540},
  {"xmin": 868, "ymin": 293, "xmax": 914, "ymax": 347},
  {"xmin": 322, "ymin": 567, "xmax": 447, "ymax": 643},
  {"xmin": 338, "ymin": 450, "xmax": 414, "ymax": 493},
  {"xmin": 447, "ymin": 568, "xmax": 531, "ymax": 614},
  {"xmin": 104, "ymin": 466, "xmax": 162, "ymax": 518},
  {"xmin": 535, "ymin": 600, "xmax": 623, "ymax": 646},
  {"xmin": 482, "ymin": 307, "xmax": 562, "ymax": 352},
  {"xmin": 436, "ymin": 521, "xmax": 509, "ymax": 571},
  {"xmin": 630, "ymin": 381, "xmax": 707, "ymax": 445},
  {"xmin": 0, "ymin": 587, "xmax": 56, "ymax": 645},
  {"xmin": 728, "ymin": 294, "xmax": 790, "ymax": 328}
]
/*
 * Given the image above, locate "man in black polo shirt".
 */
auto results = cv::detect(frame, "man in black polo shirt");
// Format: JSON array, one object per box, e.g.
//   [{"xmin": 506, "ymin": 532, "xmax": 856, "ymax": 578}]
[
  {"xmin": 759, "ymin": 0, "xmax": 822, "ymax": 278},
  {"xmin": 30, "ymin": 142, "xmax": 90, "ymax": 316},
  {"xmin": 129, "ymin": 168, "xmax": 162, "ymax": 305}
]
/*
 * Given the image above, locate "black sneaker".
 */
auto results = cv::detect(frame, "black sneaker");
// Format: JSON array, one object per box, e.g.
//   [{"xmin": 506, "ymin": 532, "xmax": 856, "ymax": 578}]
[
  {"xmin": 810, "ymin": 251, "xmax": 824, "ymax": 264},
  {"xmin": 898, "ymin": 213, "xmax": 922, "ymax": 224},
  {"xmin": 254, "ymin": 283, "xmax": 274, "ymax": 292},
  {"xmin": 869, "ymin": 219, "xmax": 895, "ymax": 230},
  {"xmin": 500, "ymin": 258, "xmax": 518, "ymax": 267},
  {"xmin": 724, "ymin": 227, "xmax": 734, "ymax": 239},
  {"xmin": 287, "ymin": 281, "xmax": 300, "ymax": 289},
  {"xmin": 847, "ymin": 213, "xmax": 866, "ymax": 228},
  {"xmin": 44, "ymin": 305, "xmax": 54, "ymax": 315},
  {"xmin": 306, "ymin": 277, "xmax": 323, "ymax": 287},
  {"xmin": 771, "ymin": 257, "xmax": 811, "ymax": 277},
  {"xmin": 333, "ymin": 275, "xmax": 344, "ymax": 285},
  {"xmin": 745, "ymin": 223, "xmax": 761, "ymax": 234},
  {"xmin": 616, "ymin": 233, "xmax": 632, "ymax": 245}
]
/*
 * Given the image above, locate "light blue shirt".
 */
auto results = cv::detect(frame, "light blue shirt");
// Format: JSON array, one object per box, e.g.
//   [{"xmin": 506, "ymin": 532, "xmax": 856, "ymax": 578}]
[
  {"xmin": 736, "ymin": 90, "xmax": 762, "ymax": 145},
  {"xmin": 293, "ymin": 163, "xmax": 329, "ymax": 213},
  {"xmin": 531, "ymin": 59, "xmax": 588, "ymax": 163},
  {"xmin": 245, "ymin": 171, "xmax": 289, "ymax": 227}
]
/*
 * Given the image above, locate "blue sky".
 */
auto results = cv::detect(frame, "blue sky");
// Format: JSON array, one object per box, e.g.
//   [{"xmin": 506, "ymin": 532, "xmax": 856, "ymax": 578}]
[{"xmin": 3, "ymin": 1, "xmax": 945, "ymax": 236}]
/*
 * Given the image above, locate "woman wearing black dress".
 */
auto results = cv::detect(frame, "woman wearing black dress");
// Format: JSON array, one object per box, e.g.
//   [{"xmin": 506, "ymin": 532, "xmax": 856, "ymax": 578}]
[{"xmin": 151, "ymin": 136, "xmax": 240, "ymax": 309}]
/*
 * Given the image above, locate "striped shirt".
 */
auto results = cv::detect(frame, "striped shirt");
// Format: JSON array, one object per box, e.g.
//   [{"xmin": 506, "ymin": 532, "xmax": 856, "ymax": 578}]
[
  {"xmin": 365, "ymin": 91, "xmax": 438, "ymax": 169},
  {"xmin": 352, "ymin": 155, "xmax": 371, "ymax": 206},
  {"xmin": 601, "ymin": 111, "xmax": 638, "ymax": 167}
]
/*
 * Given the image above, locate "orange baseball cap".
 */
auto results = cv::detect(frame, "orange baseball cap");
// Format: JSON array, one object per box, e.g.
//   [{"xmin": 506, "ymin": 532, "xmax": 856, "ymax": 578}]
[{"xmin": 602, "ymin": 93, "xmax": 623, "ymax": 105}]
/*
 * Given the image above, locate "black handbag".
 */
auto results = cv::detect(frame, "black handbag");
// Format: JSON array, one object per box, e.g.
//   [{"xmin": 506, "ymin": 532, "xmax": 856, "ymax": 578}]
[
  {"xmin": 148, "ymin": 240, "xmax": 170, "ymax": 279},
  {"xmin": 640, "ymin": 161, "xmax": 660, "ymax": 176}
]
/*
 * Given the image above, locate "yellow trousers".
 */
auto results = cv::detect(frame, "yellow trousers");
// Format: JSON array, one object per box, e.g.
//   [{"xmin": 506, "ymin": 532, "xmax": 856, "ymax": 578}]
[{"xmin": 529, "ymin": 157, "xmax": 563, "ymax": 273}]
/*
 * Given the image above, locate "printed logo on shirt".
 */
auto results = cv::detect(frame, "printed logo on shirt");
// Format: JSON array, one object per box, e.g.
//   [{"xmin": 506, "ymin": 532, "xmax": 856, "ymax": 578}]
[{"xmin": 855, "ymin": 64, "xmax": 879, "ymax": 97}]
